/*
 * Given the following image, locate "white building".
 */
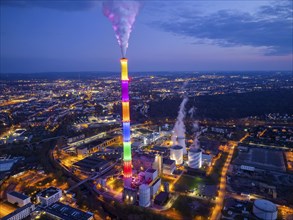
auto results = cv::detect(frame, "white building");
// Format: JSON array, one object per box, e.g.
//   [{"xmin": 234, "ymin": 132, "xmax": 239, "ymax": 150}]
[
  {"xmin": 150, "ymin": 178, "xmax": 161, "ymax": 198},
  {"xmin": 152, "ymin": 154, "xmax": 162, "ymax": 175},
  {"xmin": 139, "ymin": 184, "xmax": 151, "ymax": 207},
  {"xmin": 145, "ymin": 168, "xmax": 158, "ymax": 182},
  {"xmin": 2, "ymin": 203, "xmax": 35, "ymax": 220},
  {"xmin": 7, "ymin": 191, "xmax": 31, "ymax": 207},
  {"xmin": 37, "ymin": 187, "xmax": 62, "ymax": 207},
  {"xmin": 162, "ymin": 158, "xmax": 176, "ymax": 175}
]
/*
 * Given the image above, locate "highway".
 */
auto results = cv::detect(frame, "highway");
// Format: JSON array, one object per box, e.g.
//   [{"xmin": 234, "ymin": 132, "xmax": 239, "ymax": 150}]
[{"xmin": 210, "ymin": 134, "xmax": 249, "ymax": 220}]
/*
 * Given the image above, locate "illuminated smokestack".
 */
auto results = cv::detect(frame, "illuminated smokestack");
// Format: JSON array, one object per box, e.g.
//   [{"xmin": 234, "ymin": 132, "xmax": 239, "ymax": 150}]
[{"xmin": 121, "ymin": 58, "xmax": 132, "ymax": 187}]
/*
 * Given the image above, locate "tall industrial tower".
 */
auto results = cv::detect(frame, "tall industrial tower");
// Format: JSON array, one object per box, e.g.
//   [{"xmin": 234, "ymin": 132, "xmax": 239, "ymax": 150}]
[{"xmin": 121, "ymin": 58, "xmax": 132, "ymax": 188}]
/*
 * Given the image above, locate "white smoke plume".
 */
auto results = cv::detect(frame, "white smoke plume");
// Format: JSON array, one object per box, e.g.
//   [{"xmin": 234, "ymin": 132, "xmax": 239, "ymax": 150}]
[
  {"xmin": 171, "ymin": 97, "xmax": 188, "ymax": 147},
  {"xmin": 188, "ymin": 107, "xmax": 195, "ymax": 118},
  {"xmin": 103, "ymin": 0, "xmax": 141, "ymax": 57},
  {"xmin": 191, "ymin": 122, "xmax": 201, "ymax": 149}
]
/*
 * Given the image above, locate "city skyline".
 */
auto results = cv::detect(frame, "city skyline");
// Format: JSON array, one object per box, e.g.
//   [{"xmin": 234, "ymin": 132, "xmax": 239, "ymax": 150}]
[
  {"xmin": 1, "ymin": 0, "xmax": 292, "ymax": 73},
  {"xmin": 1, "ymin": 1, "xmax": 293, "ymax": 219}
]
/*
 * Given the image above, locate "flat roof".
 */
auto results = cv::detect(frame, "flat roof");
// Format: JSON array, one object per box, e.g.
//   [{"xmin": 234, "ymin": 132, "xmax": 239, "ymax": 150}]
[
  {"xmin": 45, "ymin": 202, "xmax": 93, "ymax": 220},
  {"xmin": 2, "ymin": 203, "xmax": 33, "ymax": 220},
  {"xmin": 163, "ymin": 158, "xmax": 175, "ymax": 165},
  {"xmin": 152, "ymin": 146, "xmax": 168, "ymax": 152},
  {"xmin": 38, "ymin": 187, "xmax": 61, "ymax": 198},
  {"xmin": 8, "ymin": 191, "xmax": 29, "ymax": 200},
  {"xmin": 73, "ymin": 156, "xmax": 108, "ymax": 169},
  {"xmin": 154, "ymin": 192, "xmax": 169, "ymax": 203},
  {"xmin": 145, "ymin": 168, "xmax": 156, "ymax": 173}
]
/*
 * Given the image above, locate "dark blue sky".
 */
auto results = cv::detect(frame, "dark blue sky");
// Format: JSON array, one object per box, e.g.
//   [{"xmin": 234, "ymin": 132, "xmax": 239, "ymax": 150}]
[{"xmin": 1, "ymin": 0, "xmax": 292, "ymax": 73}]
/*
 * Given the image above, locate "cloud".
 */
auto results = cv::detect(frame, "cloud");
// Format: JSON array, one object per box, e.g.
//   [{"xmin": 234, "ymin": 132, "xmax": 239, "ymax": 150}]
[
  {"xmin": 0, "ymin": 0, "xmax": 99, "ymax": 11},
  {"xmin": 153, "ymin": 0, "xmax": 293, "ymax": 55}
]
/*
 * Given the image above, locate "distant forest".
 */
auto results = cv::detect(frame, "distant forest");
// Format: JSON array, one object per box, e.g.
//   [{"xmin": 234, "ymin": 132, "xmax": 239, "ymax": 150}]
[{"xmin": 148, "ymin": 89, "xmax": 293, "ymax": 119}]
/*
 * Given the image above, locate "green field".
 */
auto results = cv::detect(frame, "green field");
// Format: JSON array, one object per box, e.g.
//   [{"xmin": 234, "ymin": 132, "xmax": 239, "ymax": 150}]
[{"xmin": 174, "ymin": 175, "xmax": 204, "ymax": 192}]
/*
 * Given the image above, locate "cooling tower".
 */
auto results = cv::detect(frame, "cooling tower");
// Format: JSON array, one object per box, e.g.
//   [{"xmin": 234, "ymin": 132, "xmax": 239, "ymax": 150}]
[
  {"xmin": 188, "ymin": 148, "xmax": 202, "ymax": 169},
  {"xmin": 170, "ymin": 145, "xmax": 183, "ymax": 165}
]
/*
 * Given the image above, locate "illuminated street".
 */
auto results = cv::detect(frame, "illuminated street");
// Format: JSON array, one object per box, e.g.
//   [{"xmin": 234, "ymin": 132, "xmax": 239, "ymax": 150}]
[{"xmin": 210, "ymin": 134, "xmax": 249, "ymax": 220}]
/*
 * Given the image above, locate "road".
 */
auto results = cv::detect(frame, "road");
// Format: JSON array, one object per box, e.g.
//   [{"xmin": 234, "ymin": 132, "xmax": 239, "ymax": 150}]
[
  {"xmin": 210, "ymin": 134, "xmax": 249, "ymax": 220},
  {"xmin": 65, "ymin": 161, "xmax": 118, "ymax": 193}
]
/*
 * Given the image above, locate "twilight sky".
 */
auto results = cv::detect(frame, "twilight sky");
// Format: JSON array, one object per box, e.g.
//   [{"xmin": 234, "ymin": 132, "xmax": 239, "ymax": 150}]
[{"xmin": 0, "ymin": 0, "xmax": 292, "ymax": 73}]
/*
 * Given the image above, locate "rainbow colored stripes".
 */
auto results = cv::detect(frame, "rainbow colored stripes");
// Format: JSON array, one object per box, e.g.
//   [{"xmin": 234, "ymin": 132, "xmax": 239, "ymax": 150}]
[{"xmin": 121, "ymin": 58, "xmax": 132, "ymax": 187}]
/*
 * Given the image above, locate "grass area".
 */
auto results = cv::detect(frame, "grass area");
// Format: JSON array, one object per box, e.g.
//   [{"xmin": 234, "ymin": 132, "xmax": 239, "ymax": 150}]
[
  {"xmin": 174, "ymin": 175, "xmax": 204, "ymax": 192},
  {"xmin": 172, "ymin": 195, "xmax": 211, "ymax": 219}
]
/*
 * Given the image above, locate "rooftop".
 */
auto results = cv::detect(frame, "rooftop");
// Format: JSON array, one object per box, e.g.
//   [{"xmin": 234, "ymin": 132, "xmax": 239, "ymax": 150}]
[
  {"xmin": 8, "ymin": 191, "xmax": 29, "ymax": 200},
  {"xmin": 38, "ymin": 187, "xmax": 61, "ymax": 198},
  {"xmin": 45, "ymin": 202, "xmax": 93, "ymax": 220},
  {"xmin": 154, "ymin": 192, "xmax": 169, "ymax": 203},
  {"xmin": 73, "ymin": 155, "xmax": 108, "ymax": 170},
  {"xmin": 163, "ymin": 158, "xmax": 175, "ymax": 165},
  {"xmin": 145, "ymin": 168, "xmax": 157, "ymax": 173},
  {"xmin": 171, "ymin": 145, "xmax": 183, "ymax": 150},
  {"xmin": 2, "ymin": 203, "xmax": 34, "ymax": 220}
]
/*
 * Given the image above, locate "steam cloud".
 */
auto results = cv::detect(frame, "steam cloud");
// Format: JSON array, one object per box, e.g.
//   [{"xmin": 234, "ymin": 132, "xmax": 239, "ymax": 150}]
[
  {"xmin": 171, "ymin": 82, "xmax": 189, "ymax": 154},
  {"xmin": 188, "ymin": 107, "xmax": 195, "ymax": 118},
  {"xmin": 103, "ymin": 0, "xmax": 141, "ymax": 57},
  {"xmin": 171, "ymin": 97, "xmax": 188, "ymax": 148},
  {"xmin": 191, "ymin": 122, "xmax": 201, "ymax": 149}
]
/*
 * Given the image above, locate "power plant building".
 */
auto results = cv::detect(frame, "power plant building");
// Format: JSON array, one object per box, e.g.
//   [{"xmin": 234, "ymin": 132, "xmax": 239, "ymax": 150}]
[
  {"xmin": 145, "ymin": 168, "xmax": 158, "ymax": 183},
  {"xmin": 162, "ymin": 158, "xmax": 176, "ymax": 175},
  {"xmin": 170, "ymin": 145, "xmax": 183, "ymax": 165},
  {"xmin": 139, "ymin": 184, "xmax": 151, "ymax": 207},
  {"xmin": 149, "ymin": 178, "xmax": 161, "ymax": 197},
  {"xmin": 152, "ymin": 154, "xmax": 162, "ymax": 174},
  {"xmin": 123, "ymin": 188, "xmax": 137, "ymax": 205}
]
